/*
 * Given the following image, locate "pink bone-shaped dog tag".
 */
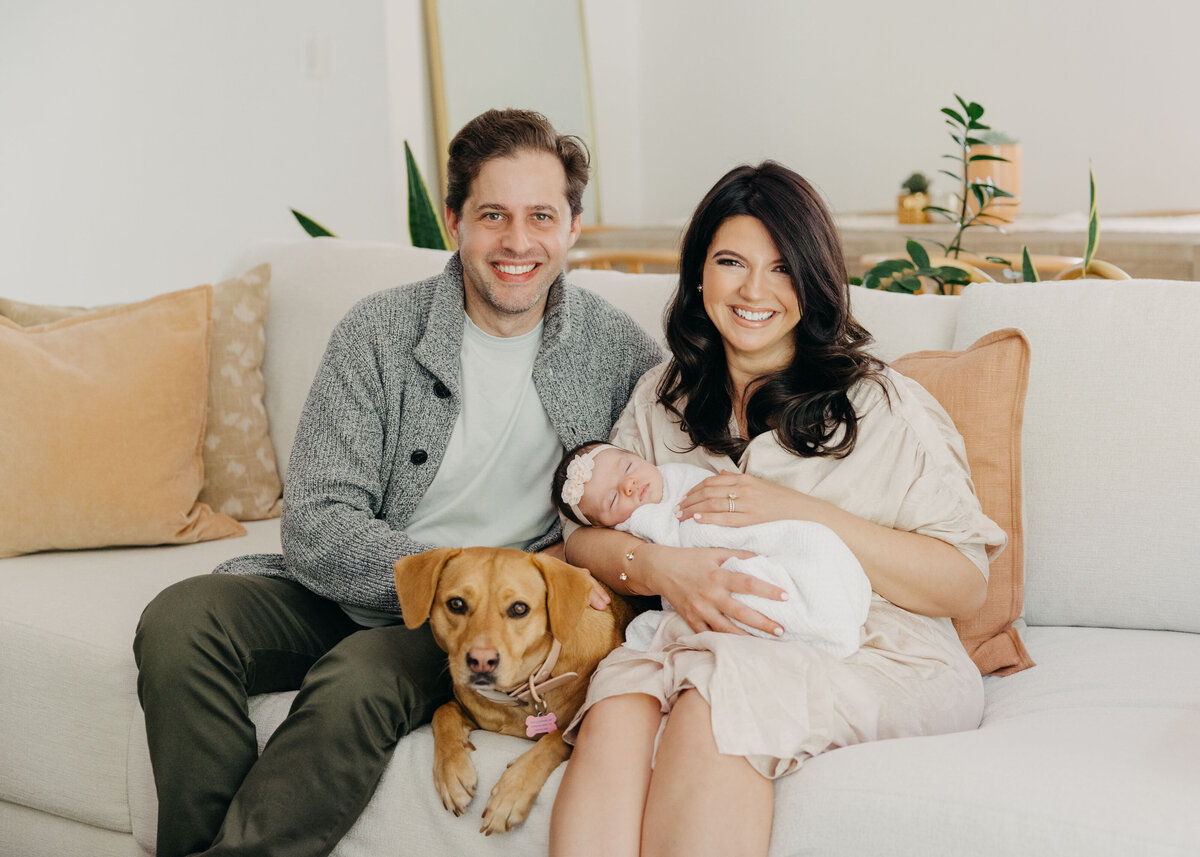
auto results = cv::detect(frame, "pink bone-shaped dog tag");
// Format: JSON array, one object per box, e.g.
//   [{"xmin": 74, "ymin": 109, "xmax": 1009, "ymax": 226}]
[{"xmin": 525, "ymin": 712, "xmax": 558, "ymax": 738}]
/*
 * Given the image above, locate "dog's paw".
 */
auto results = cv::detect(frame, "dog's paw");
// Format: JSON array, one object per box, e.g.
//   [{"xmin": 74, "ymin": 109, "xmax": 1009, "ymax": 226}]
[
  {"xmin": 479, "ymin": 764, "xmax": 538, "ymax": 835},
  {"xmin": 433, "ymin": 747, "xmax": 477, "ymax": 816}
]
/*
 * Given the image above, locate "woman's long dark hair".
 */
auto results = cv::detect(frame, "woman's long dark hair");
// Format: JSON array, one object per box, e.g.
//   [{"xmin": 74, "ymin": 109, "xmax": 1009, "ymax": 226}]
[{"xmin": 659, "ymin": 161, "xmax": 885, "ymax": 462}]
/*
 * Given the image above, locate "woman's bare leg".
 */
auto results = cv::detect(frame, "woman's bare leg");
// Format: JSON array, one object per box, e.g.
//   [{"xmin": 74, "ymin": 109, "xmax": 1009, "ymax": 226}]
[
  {"xmin": 641, "ymin": 689, "xmax": 773, "ymax": 857},
  {"xmin": 549, "ymin": 693, "xmax": 662, "ymax": 857}
]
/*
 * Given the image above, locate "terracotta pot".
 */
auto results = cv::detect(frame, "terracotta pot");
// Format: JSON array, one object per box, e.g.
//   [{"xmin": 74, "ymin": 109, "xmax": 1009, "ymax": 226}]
[
  {"xmin": 966, "ymin": 143, "xmax": 1021, "ymax": 224},
  {"xmin": 897, "ymin": 192, "xmax": 931, "ymax": 224}
]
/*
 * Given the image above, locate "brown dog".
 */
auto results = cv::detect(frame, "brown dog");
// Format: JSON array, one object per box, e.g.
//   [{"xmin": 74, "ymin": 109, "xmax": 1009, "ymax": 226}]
[{"xmin": 393, "ymin": 546, "xmax": 631, "ymax": 835}]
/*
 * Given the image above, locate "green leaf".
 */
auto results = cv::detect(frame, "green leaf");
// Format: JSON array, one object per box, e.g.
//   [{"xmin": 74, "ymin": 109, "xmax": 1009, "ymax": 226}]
[
  {"xmin": 964, "ymin": 137, "xmax": 989, "ymax": 147},
  {"xmin": 861, "ymin": 271, "xmax": 882, "ymax": 290},
  {"xmin": 989, "ymin": 187, "xmax": 1016, "ymax": 199},
  {"xmin": 967, "ymin": 120, "xmax": 991, "ymax": 132},
  {"xmin": 1084, "ymin": 163, "xmax": 1099, "ymax": 273},
  {"xmin": 940, "ymin": 107, "xmax": 966, "ymax": 126},
  {"xmin": 849, "ymin": 276, "xmax": 863, "ymax": 286},
  {"xmin": 968, "ymin": 153, "xmax": 1010, "ymax": 163},
  {"xmin": 1021, "ymin": 246, "xmax": 1039, "ymax": 282},
  {"xmin": 954, "ymin": 94, "xmax": 972, "ymax": 115},
  {"xmin": 985, "ymin": 256, "xmax": 1012, "ymax": 265},
  {"xmin": 893, "ymin": 275, "xmax": 923, "ymax": 293},
  {"xmin": 405, "ymin": 141, "xmax": 448, "ymax": 250},
  {"xmin": 971, "ymin": 183, "xmax": 989, "ymax": 209},
  {"xmin": 906, "ymin": 238, "xmax": 930, "ymax": 269},
  {"xmin": 291, "ymin": 209, "xmax": 336, "ymax": 238},
  {"xmin": 931, "ymin": 265, "xmax": 972, "ymax": 284},
  {"xmin": 966, "ymin": 102, "xmax": 985, "ymax": 121}
]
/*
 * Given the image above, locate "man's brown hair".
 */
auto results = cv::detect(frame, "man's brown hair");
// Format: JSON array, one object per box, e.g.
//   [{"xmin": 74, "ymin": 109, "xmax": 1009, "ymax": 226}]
[{"xmin": 445, "ymin": 108, "xmax": 590, "ymax": 218}]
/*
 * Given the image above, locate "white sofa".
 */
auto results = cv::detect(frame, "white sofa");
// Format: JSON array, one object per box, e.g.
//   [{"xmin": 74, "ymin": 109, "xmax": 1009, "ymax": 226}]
[{"xmin": 3, "ymin": 239, "xmax": 1199, "ymax": 857}]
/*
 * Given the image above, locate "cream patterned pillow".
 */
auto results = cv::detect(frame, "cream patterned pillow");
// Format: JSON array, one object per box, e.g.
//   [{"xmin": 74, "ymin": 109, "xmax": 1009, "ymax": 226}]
[{"xmin": 0, "ymin": 265, "xmax": 282, "ymax": 520}]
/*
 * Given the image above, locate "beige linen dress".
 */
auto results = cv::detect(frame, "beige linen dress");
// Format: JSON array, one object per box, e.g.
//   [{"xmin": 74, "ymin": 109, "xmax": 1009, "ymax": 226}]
[{"xmin": 565, "ymin": 363, "xmax": 1007, "ymax": 779}]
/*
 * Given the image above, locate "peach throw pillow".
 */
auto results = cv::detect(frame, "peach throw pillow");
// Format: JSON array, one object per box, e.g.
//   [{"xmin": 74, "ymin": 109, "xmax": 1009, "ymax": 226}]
[
  {"xmin": 892, "ymin": 328, "xmax": 1034, "ymax": 676},
  {"xmin": 0, "ymin": 265, "xmax": 282, "ymax": 520},
  {"xmin": 0, "ymin": 285, "xmax": 246, "ymax": 557}
]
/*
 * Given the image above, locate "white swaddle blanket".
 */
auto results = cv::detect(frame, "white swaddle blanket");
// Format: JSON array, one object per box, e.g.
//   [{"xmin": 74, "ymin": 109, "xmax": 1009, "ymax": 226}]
[{"xmin": 617, "ymin": 463, "xmax": 871, "ymax": 657}]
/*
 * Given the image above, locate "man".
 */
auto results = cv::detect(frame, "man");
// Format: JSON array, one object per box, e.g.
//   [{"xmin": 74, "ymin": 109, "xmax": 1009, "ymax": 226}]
[{"xmin": 134, "ymin": 108, "xmax": 662, "ymax": 857}]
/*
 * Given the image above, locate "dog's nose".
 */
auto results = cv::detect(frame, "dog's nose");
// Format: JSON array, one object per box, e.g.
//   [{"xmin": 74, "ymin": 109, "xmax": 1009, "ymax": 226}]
[{"xmin": 466, "ymin": 647, "xmax": 500, "ymax": 675}]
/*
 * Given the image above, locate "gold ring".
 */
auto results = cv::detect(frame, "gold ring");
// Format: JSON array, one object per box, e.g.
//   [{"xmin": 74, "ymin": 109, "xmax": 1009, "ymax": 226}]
[{"xmin": 727, "ymin": 492, "xmax": 736, "ymax": 513}]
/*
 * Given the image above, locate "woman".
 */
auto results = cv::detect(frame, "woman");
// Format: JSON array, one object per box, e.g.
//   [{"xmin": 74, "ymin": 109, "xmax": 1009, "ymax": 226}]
[{"xmin": 548, "ymin": 162, "xmax": 1005, "ymax": 857}]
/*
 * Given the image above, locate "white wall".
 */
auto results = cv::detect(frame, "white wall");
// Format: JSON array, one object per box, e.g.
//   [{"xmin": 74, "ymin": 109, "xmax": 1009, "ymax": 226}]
[
  {"xmin": 3, "ymin": 0, "xmax": 1194, "ymax": 306},
  {"xmin": 582, "ymin": 0, "xmax": 644, "ymax": 226},
  {"xmin": 1, "ymin": 1, "xmax": 403, "ymax": 305},
  {"xmin": 622, "ymin": 0, "xmax": 1200, "ymax": 224}
]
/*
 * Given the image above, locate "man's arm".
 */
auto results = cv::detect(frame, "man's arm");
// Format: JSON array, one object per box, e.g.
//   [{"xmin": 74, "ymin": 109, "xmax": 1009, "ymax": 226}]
[{"xmin": 278, "ymin": 319, "xmax": 439, "ymax": 614}]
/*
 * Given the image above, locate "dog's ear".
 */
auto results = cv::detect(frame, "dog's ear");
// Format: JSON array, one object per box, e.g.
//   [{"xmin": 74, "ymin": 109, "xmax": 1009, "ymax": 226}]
[
  {"xmin": 530, "ymin": 554, "xmax": 598, "ymax": 646},
  {"xmin": 393, "ymin": 547, "xmax": 462, "ymax": 629}
]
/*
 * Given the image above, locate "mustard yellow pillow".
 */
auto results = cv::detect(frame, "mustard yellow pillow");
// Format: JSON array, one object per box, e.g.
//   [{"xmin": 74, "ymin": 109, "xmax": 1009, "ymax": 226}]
[
  {"xmin": 892, "ymin": 328, "xmax": 1034, "ymax": 676},
  {"xmin": 0, "ymin": 265, "xmax": 282, "ymax": 521},
  {"xmin": 0, "ymin": 285, "xmax": 246, "ymax": 557}
]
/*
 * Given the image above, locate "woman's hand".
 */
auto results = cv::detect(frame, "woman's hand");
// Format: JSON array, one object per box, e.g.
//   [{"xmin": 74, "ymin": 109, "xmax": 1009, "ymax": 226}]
[
  {"xmin": 677, "ymin": 470, "xmax": 812, "ymax": 527},
  {"xmin": 638, "ymin": 544, "xmax": 788, "ymax": 637}
]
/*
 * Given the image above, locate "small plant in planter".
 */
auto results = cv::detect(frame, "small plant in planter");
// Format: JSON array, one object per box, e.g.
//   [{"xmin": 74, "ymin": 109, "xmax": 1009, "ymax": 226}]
[
  {"xmin": 901, "ymin": 172, "xmax": 929, "ymax": 195},
  {"xmin": 897, "ymin": 172, "xmax": 931, "ymax": 224}
]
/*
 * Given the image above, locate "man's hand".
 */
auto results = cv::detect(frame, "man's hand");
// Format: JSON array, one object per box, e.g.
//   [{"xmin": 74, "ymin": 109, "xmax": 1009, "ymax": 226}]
[{"xmin": 542, "ymin": 541, "xmax": 610, "ymax": 611}]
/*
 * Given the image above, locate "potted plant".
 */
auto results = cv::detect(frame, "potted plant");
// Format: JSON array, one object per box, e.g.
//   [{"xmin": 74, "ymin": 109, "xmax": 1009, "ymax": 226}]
[
  {"xmin": 856, "ymin": 95, "xmax": 1017, "ymax": 294},
  {"xmin": 897, "ymin": 172, "xmax": 932, "ymax": 224},
  {"xmin": 966, "ymin": 130, "xmax": 1021, "ymax": 224}
]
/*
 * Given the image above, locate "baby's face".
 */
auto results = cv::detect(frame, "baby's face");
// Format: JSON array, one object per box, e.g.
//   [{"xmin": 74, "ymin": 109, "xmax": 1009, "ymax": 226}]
[{"xmin": 579, "ymin": 448, "xmax": 664, "ymax": 528}]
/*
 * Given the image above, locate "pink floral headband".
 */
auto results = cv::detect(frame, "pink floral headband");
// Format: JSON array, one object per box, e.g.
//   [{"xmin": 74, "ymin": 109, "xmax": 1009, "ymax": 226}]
[{"xmin": 560, "ymin": 444, "xmax": 616, "ymax": 526}]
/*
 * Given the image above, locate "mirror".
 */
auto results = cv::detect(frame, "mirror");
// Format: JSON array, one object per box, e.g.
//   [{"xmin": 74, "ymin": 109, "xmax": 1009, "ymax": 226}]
[{"xmin": 424, "ymin": 0, "xmax": 601, "ymax": 224}]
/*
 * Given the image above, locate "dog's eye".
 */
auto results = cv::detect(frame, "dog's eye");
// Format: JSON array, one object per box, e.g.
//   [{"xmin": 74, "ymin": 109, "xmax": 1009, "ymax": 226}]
[
  {"xmin": 507, "ymin": 601, "xmax": 529, "ymax": 618},
  {"xmin": 447, "ymin": 597, "xmax": 468, "ymax": 614}
]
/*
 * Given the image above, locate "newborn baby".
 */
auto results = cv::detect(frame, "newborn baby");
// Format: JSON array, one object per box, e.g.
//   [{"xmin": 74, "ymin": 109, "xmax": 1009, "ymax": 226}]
[{"xmin": 553, "ymin": 442, "xmax": 871, "ymax": 657}]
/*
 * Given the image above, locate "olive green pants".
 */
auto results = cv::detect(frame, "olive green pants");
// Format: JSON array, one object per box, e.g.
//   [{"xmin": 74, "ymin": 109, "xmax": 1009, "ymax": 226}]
[{"xmin": 133, "ymin": 574, "xmax": 452, "ymax": 857}]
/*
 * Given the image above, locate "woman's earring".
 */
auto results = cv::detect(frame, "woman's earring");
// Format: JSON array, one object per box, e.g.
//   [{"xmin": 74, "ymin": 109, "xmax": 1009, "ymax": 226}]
[{"xmin": 697, "ymin": 284, "xmax": 703, "ymax": 292}]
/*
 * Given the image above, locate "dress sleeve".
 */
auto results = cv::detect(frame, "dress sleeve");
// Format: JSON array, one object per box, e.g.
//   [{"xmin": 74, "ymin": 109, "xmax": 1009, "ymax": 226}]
[
  {"xmin": 608, "ymin": 363, "xmax": 667, "ymax": 462},
  {"xmin": 883, "ymin": 374, "xmax": 1008, "ymax": 581}
]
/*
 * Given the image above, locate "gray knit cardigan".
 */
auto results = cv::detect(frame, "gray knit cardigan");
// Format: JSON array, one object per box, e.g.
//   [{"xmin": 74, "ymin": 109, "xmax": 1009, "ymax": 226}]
[{"xmin": 216, "ymin": 254, "xmax": 663, "ymax": 615}]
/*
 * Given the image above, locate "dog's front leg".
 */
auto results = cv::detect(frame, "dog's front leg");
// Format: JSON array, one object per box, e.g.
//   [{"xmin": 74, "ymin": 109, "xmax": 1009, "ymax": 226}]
[
  {"xmin": 431, "ymin": 700, "xmax": 478, "ymax": 816},
  {"xmin": 480, "ymin": 731, "xmax": 572, "ymax": 835}
]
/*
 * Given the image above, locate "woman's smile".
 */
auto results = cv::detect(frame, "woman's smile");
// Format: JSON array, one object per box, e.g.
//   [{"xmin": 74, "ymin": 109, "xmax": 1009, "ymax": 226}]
[{"xmin": 701, "ymin": 215, "xmax": 802, "ymax": 370}]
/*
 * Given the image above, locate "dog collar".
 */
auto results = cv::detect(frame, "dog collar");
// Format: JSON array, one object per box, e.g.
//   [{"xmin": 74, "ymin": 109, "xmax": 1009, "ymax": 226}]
[{"xmin": 469, "ymin": 639, "xmax": 579, "ymax": 709}]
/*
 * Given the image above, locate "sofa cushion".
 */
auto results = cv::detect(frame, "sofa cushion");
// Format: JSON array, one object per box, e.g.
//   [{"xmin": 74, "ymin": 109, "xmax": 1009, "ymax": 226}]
[
  {"xmin": 0, "ymin": 265, "xmax": 283, "ymax": 522},
  {"xmin": 849, "ymin": 287, "xmax": 960, "ymax": 361},
  {"xmin": 124, "ymin": 624, "xmax": 1200, "ymax": 857},
  {"xmin": 0, "ymin": 286, "xmax": 245, "ymax": 557},
  {"xmin": 953, "ymin": 280, "xmax": 1200, "ymax": 632},
  {"xmin": 226, "ymin": 240, "xmax": 454, "ymax": 478},
  {"xmin": 892, "ymin": 329, "xmax": 1034, "ymax": 675},
  {"xmin": 0, "ymin": 521, "xmax": 281, "ymax": 831},
  {"xmin": 564, "ymin": 268, "xmax": 677, "ymax": 346}
]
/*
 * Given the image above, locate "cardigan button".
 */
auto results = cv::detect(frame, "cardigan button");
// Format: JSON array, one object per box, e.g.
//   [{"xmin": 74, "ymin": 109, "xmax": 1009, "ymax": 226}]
[
  {"xmin": 433, "ymin": 381, "xmax": 451, "ymax": 399},
  {"xmin": 410, "ymin": 449, "xmax": 428, "ymax": 465}
]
